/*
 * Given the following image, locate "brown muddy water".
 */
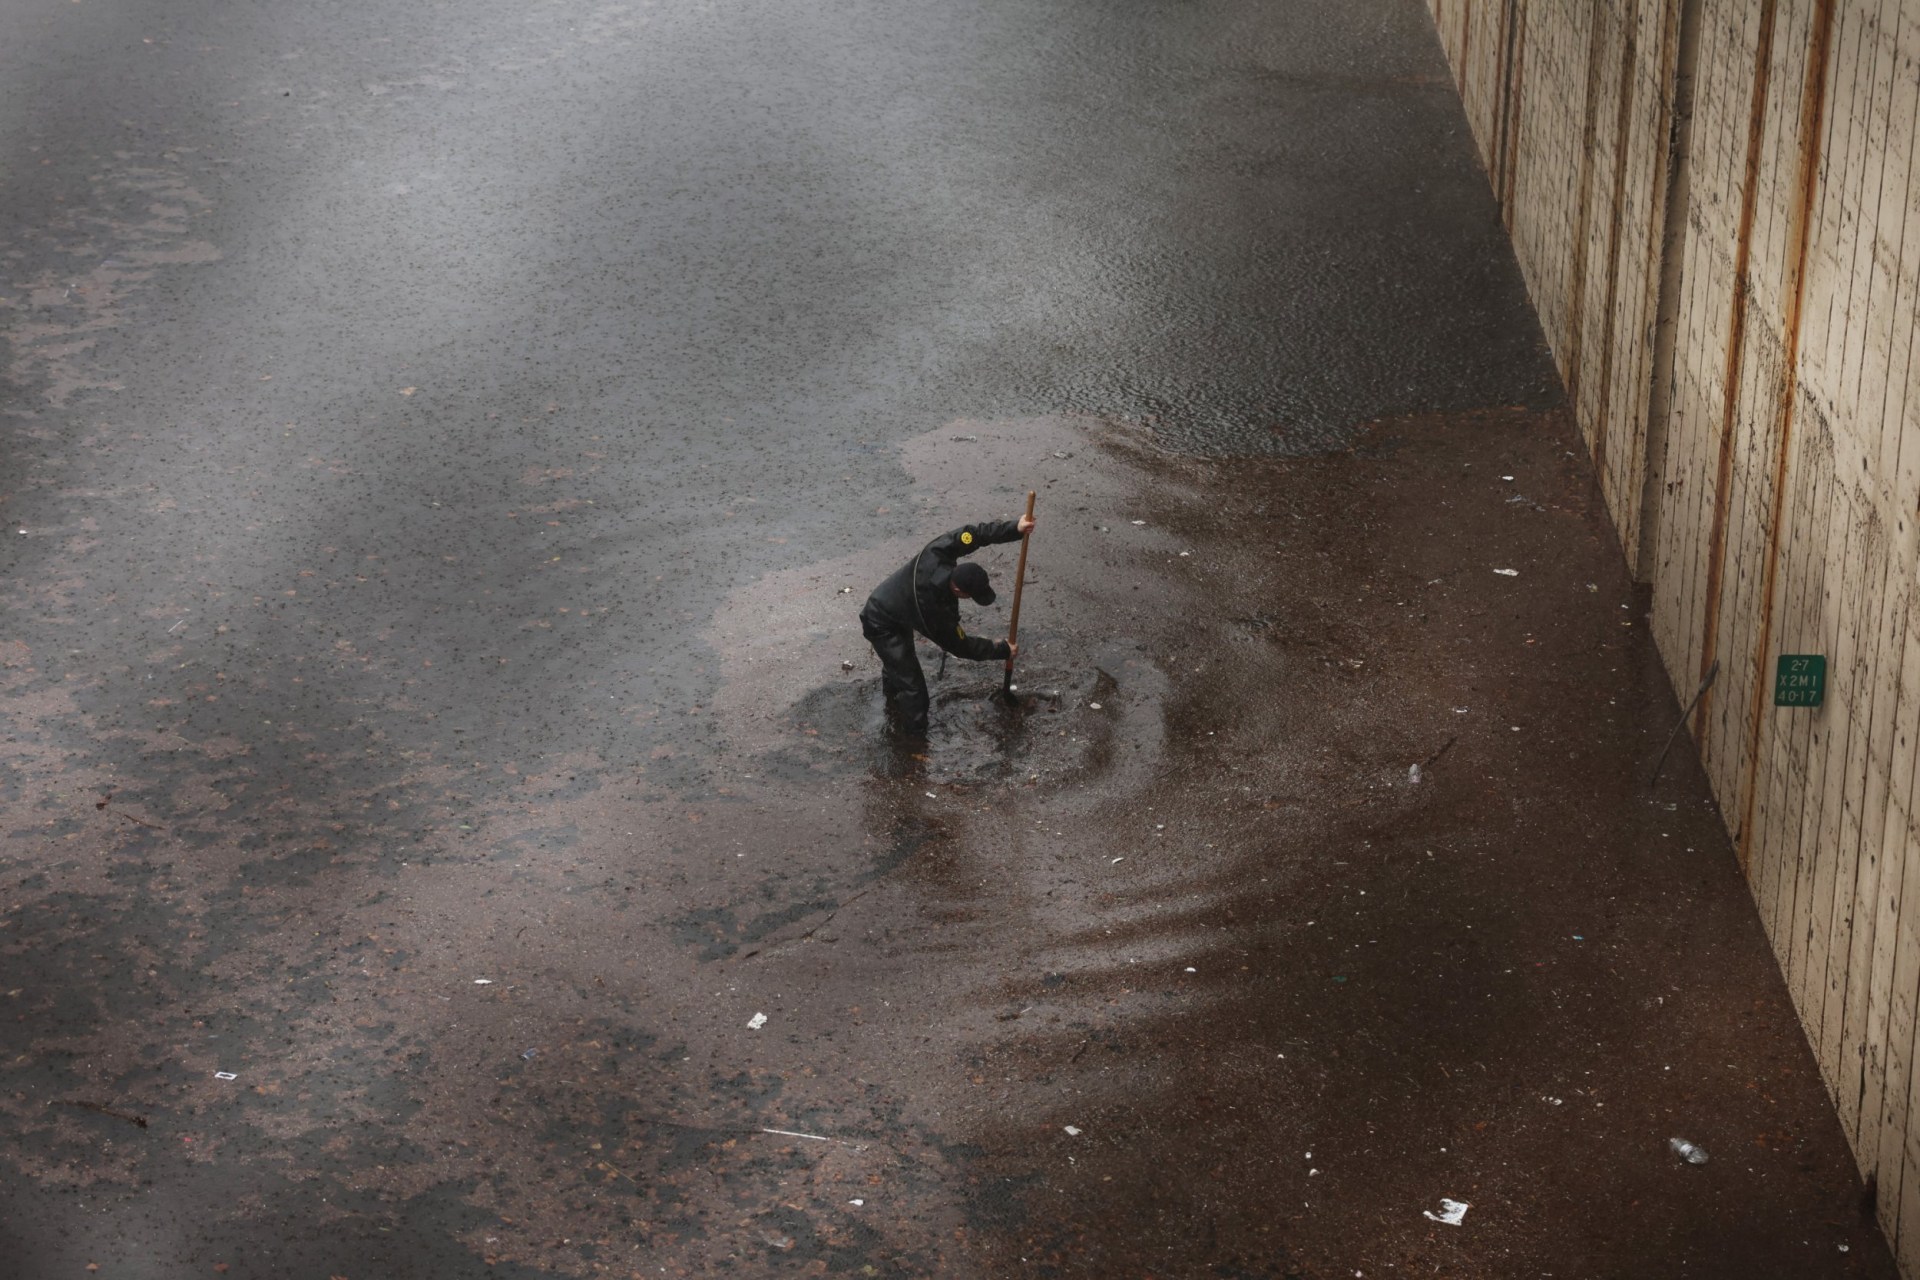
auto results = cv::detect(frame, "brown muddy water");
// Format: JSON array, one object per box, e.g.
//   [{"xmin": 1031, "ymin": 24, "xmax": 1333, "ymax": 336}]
[{"xmin": 2, "ymin": 410, "xmax": 1893, "ymax": 1277}]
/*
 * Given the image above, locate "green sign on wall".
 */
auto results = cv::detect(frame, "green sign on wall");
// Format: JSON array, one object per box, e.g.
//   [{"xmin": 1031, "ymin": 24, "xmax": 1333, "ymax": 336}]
[{"xmin": 1775, "ymin": 654, "xmax": 1826, "ymax": 707}]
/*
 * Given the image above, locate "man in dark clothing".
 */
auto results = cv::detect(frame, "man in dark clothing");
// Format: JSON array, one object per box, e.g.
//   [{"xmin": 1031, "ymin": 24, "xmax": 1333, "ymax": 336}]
[{"xmin": 860, "ymin": 512, "xmax": 1037, "ymax": 737}]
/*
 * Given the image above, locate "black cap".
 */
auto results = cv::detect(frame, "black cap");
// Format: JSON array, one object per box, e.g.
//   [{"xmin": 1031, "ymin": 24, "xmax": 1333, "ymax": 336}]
[{"xmin": 952, "ymin": 562, "xmax": 994, "ymax": 605}]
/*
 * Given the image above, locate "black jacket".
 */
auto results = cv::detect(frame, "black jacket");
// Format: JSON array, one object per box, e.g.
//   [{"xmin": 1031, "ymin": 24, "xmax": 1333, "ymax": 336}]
[{"xmin": 864, "ymin": 519, "xmax": 1024, "ymax": 660}]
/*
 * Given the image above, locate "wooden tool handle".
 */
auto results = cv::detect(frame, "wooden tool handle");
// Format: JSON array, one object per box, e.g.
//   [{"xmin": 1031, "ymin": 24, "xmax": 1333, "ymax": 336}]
[{"xmin": 1004, "ymin": 491, "xmax": 1036, "ymax": 679}]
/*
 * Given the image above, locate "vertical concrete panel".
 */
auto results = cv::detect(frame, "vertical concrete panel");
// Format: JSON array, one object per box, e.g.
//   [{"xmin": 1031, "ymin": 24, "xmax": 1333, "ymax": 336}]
[
  {"xmin": 1755, "ymin": 413, "xmax": 1835, "ymax": 951},
  {"xmin": 1827, "ymin": 0, "xmax": 1920, "ymax": 1182},
  {"xmin": 1888, "ymin": 697, "xmax": 1920, "ymax": 1250},
  {"xmin": 1681, "ymin": 1, "xmax": 1769, "ymax": 703},
  {"xmin": 1802, "ymin": 490, "xmax": 1871, "ymax": 1061},
  {"xmin": 1558, "ymin": 4, "xmax": 1600, "ymax": 378},
  {"xmin": 1700, "ymin": 0, "xmax": 1800, "ymax": 836},
  {"xmin": 1579, "ymin": 0, "xmax": 1635, "ymax": 491},
  {"xmin": 1567, "ymin": 0, "xmax": 1622, "ymax": 430},
  {"xmin": 1650, "ymin": 0, "xmax": 1719, "ymax": 686},
  {"xmin": 1470, "ymin": 1, "xmax": 1511, "ymax": 168},
  {"xmin": 1590, "ymin": 0, "xmax": 1669, "ymax": 549},
  {"xmin": 1656, "ymin": 1, "xmax": 1756, "ymax": 699},
  {"xmin": 1843, "ymin": 523, "xmax": 1910, "ymax": 1152},
  {"xmin": 1865, "ymin": 581, "xmax": 1920, "ymax": 1200},
  {"xmin": 1752, "ymin": 0, "xmax": 1843, "ymax": 1059},
  {"xmin": 1635, "ymin": 0, "xmax": 1702, "ymax": 585},
  {"xmin": 1874, "ymin": 7, "xmax": 1920, "ymax": 1247},
  {"xmin": 1501, "ymin": 0, "xmax": 1532, "ymax": 224},
  {"xmin": 1773, "ymin": 0, "xmax": 1848, "ymax": 1075},
  {"xmin": 1789, "ymin": 486, "xmax": 1848, "ymax": 1006},
  {"xmin": 1830, "ymin": 0, "xmax": 1914, "ymax": 1149},
  {"xmin": 1509, "ymin": 0, "xmax": 1589, "ymax": 380}
]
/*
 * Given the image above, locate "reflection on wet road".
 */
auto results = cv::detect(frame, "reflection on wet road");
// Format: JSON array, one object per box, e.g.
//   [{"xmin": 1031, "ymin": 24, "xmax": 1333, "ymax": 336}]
[{"xmin": 1, "ymin": 0, "xmax": 1893, "ymax": 1276}]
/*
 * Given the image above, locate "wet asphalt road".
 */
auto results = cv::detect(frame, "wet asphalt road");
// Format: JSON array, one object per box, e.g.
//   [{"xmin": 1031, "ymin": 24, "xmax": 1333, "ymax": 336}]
[{"xmin": 0, "ymin": 1, "xmax": 1897, "ymax": 1277}]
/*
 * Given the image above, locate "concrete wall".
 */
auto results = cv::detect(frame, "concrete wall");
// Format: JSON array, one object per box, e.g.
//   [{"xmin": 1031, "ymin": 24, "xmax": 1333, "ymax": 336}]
[{"xmin": 1428, "ymin": 0, "xmax": 1920, "ymax": 1265}]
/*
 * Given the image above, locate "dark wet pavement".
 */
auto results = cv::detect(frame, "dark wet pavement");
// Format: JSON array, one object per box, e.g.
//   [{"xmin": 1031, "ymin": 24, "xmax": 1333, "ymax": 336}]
[{"xmin": 0, "ymin": 0, "xmax": 1894, "ymax": 1276}]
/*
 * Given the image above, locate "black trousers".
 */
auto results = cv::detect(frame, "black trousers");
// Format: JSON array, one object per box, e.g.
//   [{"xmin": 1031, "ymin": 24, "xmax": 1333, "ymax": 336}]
[{"xmin": 860, "ymin": 606, "xmax": 928, "ymax": 736}]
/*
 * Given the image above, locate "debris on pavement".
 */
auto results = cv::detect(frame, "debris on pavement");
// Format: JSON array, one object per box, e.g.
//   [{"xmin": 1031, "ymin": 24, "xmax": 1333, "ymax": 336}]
[
  {"xmin": 1423, "ymin": 1198, "xmax": 1469, "ymax": 1226},
  {"xmin": 472, "ymin": 978, "xmax": 494, "ymax": 985},
  {"xmin": 1669, "ymin": 1137, "xmax": 1709, "ymax": 1165},
  {"xmin": 1493, "ymin": 568, "xmax": 1519, "ymax": 577},
  {"xmin": 56, "ymin": 1100, "xmax": 149, "ymax": 1128},
  {"xmin": 1063, "ymin": 1125, "xmax": 1082, "ymax": 1136},
  {"xmin": 213, "ymin": 1072, "xmax": 237, "ymax": 1081},
  {"xmin": 596, "ymin": 1160, "xmax": 640, "ymax": 1185},
  {"xmin": 747, "ymin": 1012, "xmax": 768, "ymax": 1030}
]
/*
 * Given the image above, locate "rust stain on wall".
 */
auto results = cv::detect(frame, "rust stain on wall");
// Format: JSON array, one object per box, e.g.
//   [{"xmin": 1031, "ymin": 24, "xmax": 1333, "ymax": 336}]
[
  {"xmin": 1697, "ymin": 0, "xmax": 1779, "ymax": 743},
  {"xmin": 1736, "ymin": 0, "xmax": 1839, "ymax": 873}
]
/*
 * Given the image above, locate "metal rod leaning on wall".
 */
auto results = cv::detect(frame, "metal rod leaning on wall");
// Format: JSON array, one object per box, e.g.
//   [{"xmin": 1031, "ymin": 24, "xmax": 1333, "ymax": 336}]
[{"xmin": 1651, "ymin": 658, "xmax": 1719, "ymax": 787}]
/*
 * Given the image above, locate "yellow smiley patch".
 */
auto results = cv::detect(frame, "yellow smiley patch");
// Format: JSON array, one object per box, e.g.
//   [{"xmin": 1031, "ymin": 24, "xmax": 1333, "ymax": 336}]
[{"xmin": 960, "ymin": 531, "xmax": 973, "ymax": 545}]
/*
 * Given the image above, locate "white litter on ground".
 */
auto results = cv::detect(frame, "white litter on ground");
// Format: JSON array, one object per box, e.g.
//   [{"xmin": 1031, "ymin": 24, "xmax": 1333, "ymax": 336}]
[
  {"xmin": 1493, "ymin": 568, "xmax": 1519, "ymax": 577},
  {"xmin": 1063, "ymin": 1125, "xmax": 1082, "ymax": 1136},
  {"xmin": 1423, "ymin": 1198, "xmax": 1469, "ymax": 1226},
  {"xmin": 747, "ymin": 1012, "xmax": 768, "ymax": 1030}
]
